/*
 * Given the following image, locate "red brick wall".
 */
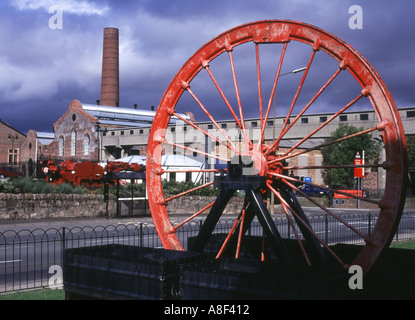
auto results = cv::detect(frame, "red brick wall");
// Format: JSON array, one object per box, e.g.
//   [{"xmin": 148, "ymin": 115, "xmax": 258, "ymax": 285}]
[
  {"xmin": 0, "ymin": 121, "xmax": 25, "ymax": 165},
  {"xmin": 53, "ymin": 100, "xmax": 99, "ymax": 162}
]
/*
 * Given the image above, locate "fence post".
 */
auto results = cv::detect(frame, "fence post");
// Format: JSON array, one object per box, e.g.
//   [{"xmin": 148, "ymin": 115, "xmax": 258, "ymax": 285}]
[
  {"xmin": 139, "ymin": 223, "xmax": 143, "ymax": 247},
  {"xmin": 61, "ymin": 227, "xmax": 66, "ymax": 263},
  {"xmin": 325, "ymin": 214, "xmax": 329, "ymax": 244},
  {"xmin": 368, "ymin": 212, "xmax": 371, "ymax": 236}
]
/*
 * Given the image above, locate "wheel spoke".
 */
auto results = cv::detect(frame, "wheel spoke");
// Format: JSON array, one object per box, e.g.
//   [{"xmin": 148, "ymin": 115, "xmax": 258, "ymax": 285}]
[
  {"xmin": 270, "ymin": 125, "xmax": 379, "ymax": 163},
  {"xmin": 259, "ymin": 42, "xmax": 288, "ymax": 151},
  {"xmin": 284, "ymin": 163, "xmax": 385, "ymax": 171},
  {"xmin": 267, "ymin": 183, "xmax": 312, "ymax": 266},
  {"xmin": 270, "ymin": 172, "xmax": 380, "ymax": 205},
  {"xmin": 268, "ymin": 68, "xmax": 343, "ymax": 154},
  {"xmin": 227, "ymin": 49, "xmax": 252, "ymax": 152},
  {"xmin": 171, "ymin": 201, "xmax": 215, "ymax": 233},
  {"xmin": 163, "ymin": 169, "xmax": 223, "ymax": 173},
  {"xmin": 164, "ymin": 181, "xmax": 214, "ymax": 203},
  {"xmin": 164, "ymin": 140, "xmax": 229, "ymax": 162},
  {"xmin": 204, "ymin": 64, "xmax": 243, "ymax": 129},
  {"xmin": 255, "ymin": 44, "xmax": 264, "ymax": 131},
  {"xmin": 172, "ymin": 111, "xmax": 241, "ymax": 155},
  {"xmin": 278, "ymin": 50, "xmax": 316, "ymax": 139},
  {"xmin": 182, "ymin": 85, "xmax": 239, "ymax": 153},
  {"xmin": 282, "ymin": 178, "xmax": 371, "ymax": 242},
  {"xmin": 267, "ymin": 183, "xmax": 348, "ymax": 268},
  {"xmin": 216, "ymin": 217, "xmax": 240, "ymax": 259},
  {"xmin": 278, "ymin": 93, "xmax": 364, "ymax": 157},
  {"xmin": 235, "ymin": 208, "xmax": 246, "ymax": 258}
]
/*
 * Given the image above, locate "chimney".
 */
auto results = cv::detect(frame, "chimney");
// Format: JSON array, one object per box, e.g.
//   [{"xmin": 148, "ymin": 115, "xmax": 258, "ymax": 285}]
[{"xmin": 100, "ymin": 27, "xmax": 119, "ymax": 107}]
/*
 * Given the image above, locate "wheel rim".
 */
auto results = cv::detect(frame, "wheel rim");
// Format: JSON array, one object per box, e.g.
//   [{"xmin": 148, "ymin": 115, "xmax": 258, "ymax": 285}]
[{"xmin": 146, "ymin": 20, "xmax": 407, "ymax": 274}]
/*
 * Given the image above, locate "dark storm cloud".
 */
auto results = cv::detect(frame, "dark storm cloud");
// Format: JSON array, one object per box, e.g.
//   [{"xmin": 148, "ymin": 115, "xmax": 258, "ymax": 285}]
[{"xmin": 0, "ymin": 0, "xmax": 413, "ymax": 133}]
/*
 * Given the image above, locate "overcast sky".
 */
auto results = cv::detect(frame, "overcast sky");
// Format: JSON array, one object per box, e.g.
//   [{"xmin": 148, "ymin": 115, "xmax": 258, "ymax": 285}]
[{"xmin": 0, "ymin": 0, "xmax": 414, "ymax": 134}]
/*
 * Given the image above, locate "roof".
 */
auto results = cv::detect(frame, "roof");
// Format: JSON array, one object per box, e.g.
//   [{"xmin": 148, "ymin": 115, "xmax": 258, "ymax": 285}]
[
  {"xmin": 161, "ymin": 154, "xmax": 204, "ymax": 168},
  {"xmin": 113, "ymin": 154, "xmax": 204, "ymax": 168},
  {"xmin": 113, "ymin": 155, "xmax": 146, "ymax": 165},
  {"xmin": 82, "ymin": 104, "xmax": 191, "ymax": 127},
  {"xmin": 36, "ymin": 131, "xmax": 55, "ymax": 146}
]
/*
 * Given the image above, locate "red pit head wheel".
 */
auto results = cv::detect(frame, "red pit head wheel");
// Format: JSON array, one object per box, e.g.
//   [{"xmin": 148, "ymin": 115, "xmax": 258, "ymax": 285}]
[{"xmin": 146, "ymin": 20, "xmax": 407, "ymax": 274}]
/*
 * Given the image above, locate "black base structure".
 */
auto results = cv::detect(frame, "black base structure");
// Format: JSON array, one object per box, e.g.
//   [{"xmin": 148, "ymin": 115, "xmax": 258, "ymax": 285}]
[{"xmin": 63, "ymin": 242, "xmax": 415, "ymax": 300}]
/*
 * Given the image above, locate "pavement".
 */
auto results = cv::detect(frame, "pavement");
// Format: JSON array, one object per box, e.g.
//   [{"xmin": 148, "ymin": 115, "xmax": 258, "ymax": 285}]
[{"xmin": 0, "ymin": 215, "xmax": 157, "ymax": 232}]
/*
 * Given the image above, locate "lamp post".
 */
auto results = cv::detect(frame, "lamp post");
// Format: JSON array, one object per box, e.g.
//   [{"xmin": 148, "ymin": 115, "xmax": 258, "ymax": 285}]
[
  {"xmin": 272, "ymin": 66, "xmax": 307, "ymax": 141},
  {"xmin": 8, "ymin": 134, "xmax": 19, "ymax": 165},
  {"xmin": 270, "ymin": 66, "xmax": 307, "ymax": 214}
]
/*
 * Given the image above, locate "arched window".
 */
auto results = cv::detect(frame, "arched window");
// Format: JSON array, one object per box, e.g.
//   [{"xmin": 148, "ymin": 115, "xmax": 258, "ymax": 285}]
[
  {"xmin": 84, "ymin": 134, "xmax": 90, "ymax": 156},
  {"xmin": 71, "ymin": 129, "xmax": 76, "ymax": 156},
  {"xmin": 59, "ymin": 136, "xmax": 64, "ymax": 156}
]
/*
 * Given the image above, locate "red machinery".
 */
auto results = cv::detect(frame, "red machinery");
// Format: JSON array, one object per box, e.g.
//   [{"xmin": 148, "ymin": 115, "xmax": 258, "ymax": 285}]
[{"xmin": 42, "ymin": 160, "xmax": 144, "ymax": 186}]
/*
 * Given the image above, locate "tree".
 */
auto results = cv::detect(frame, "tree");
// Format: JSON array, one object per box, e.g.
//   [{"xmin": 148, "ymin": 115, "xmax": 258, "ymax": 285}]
[
  {"xmin": 406, "ymin": 135, "xmax": 415, "ymax": 168},
  {"xmin": 322, "ymin": 124, "xmax": 381, "ymax": 188}
]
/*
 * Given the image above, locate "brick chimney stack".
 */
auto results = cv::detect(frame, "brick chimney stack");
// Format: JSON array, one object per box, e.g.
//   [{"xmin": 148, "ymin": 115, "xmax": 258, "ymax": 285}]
[{"xmin": 100, "ymin": 27, "xmax": 119, "ymax": 107}]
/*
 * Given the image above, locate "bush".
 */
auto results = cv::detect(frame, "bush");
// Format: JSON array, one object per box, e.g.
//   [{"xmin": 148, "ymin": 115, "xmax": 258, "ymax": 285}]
[
  {"xmin": 0, "ymin": 180, "xmax": 15, "ymax": 193},
  {"xmin": 162, "ymin": 180, "xmax": 219, "ymax": 196},
  {"xmin": 0, "ymin": 177, "xmax": 86, "ymax": 195}
]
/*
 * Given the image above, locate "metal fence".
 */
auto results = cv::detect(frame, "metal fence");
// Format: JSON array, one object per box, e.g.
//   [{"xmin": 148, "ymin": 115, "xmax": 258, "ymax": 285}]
[{"xmin": 1, "ymin": 211, "xmax": 415, "ymax": 294}]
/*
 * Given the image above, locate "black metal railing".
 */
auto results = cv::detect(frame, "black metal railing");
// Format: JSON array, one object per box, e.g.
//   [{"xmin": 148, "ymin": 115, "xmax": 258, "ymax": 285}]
[{"xmin": 1, "ymin": 211, "xmax": 415, "ymax": 294}]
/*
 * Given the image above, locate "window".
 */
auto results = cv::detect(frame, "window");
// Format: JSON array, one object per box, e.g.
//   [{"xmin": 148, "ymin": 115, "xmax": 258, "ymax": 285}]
[
  {"xmin": 301, "ymin": 118, "xmax": 309, "ymax": 124},
  {"xmin": 59, "ymin": 136, "xmax": 64, "ymax": 156},
  {"xmin": 319, "ymin": 116, "xmax": 327, "ymax": 123},
  {"xmin": 186, "ymin": 172, "xmax": 192, "ymax": 182},
  {"xmin": 339, "ymin": 115, "xmax": 348, "ymax": 122},
  {"xmin": 169, "ymin": 172, "xmax": 176, "ymax": 182},
  {"xmin": 267, "ymin": 120, "xmax": 273, "ymax": 126},
  {"xmin": 171, "ymin": 127, "xmax": 176, "ymax": 132},
  {"xmin": 130, "ymin": 130, "xmax": 134, "ymax": 135},
  {"xmin": 139, "ymin": 129, "xmax": 144, "ymax": 134},
  {"xmin": 221, "ymin": 123, "xmax": 227, "ymax": 129},
  {"xmin": 8, "ymin": 149, "xmax": 18, "ymax": 165},
  {"xmin": 360, "ymin": 114, "xmax": 369, "ymax": 121},
  {"xmin": 71, "ymin": 130, "xmax": 76, "ymax": 156},
  {"xmin": 208, "ymin": 124, "xmax": 213, "ymax": 130},
  {"xmin": 407, "ymin": 111, "xmax": 415, "ymax": 118},
  {"xmin": 120, "ymin": 131, "xmax": 124, "ymax": 136},
  {"xmin": 251, "ymin": 121, "xmax": 258, "ymax": 127},
  {"xmin": 84, "ymin": 134, "xmax": 90, "ymax": 156},
  {"xmin": 111, "ymin": 131, "xmax": 115, "ymax": 136}
]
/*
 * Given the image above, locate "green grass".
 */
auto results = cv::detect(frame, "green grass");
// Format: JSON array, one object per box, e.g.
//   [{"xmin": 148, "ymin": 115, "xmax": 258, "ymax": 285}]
[
  {"xmin": 0, "ymin": 289, "xmax": 65, "ymax": 300},
  {"xmin": 390, "ymin": 240, "xmax": 415, "ymax": 250}
]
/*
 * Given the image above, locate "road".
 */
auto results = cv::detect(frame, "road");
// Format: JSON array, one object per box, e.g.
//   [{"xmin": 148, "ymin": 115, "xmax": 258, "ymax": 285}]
[{"xmin": 1, "ymin": 209, "xmax": 414, "ymax": 293}]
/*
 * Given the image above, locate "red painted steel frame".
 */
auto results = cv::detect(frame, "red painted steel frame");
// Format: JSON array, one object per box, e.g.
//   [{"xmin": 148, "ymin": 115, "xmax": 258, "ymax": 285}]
[{"xmin": 146, "ymin": 20, "xmax": 407, "ymax": 274}]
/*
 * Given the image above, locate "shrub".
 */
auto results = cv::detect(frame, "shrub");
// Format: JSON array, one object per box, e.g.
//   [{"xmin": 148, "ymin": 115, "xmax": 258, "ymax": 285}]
[
  {"xmin": 0, "ymin": 177, "xmax": 87, "ymax": 195},
  {"xmin": 162, "ymin": 180, "xmax": 219, "ymax": 196}
]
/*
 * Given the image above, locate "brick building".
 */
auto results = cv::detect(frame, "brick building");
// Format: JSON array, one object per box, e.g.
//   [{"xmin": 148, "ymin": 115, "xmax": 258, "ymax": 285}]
[
  {"xmin": 53, "ymin": 100, "xmax": 100, "ymax": 162},
  {"xmin": 19, "ymin": 130, "xmax": 55, "ymax": 175},
  {"xmin": 0, "ymin": 119, "xmax": 26, "ymax": 166}
]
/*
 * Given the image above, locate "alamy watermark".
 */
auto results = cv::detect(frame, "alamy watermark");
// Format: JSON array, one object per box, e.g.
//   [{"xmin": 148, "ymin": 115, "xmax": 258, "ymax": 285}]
[
  {"xmin": 348, "ymin": 265, "xmax": 363, "ymax": 290},
  {"xmin": 349, "ymin": 5, "xmax": 363, "ymax": 30},
  {"xmin": 48, "ymin": 265, "xmax": 63, "ymax": 289},
  {"xmin": 49, "ymin": 5, "xmax": 63, "ymax": 30}
]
